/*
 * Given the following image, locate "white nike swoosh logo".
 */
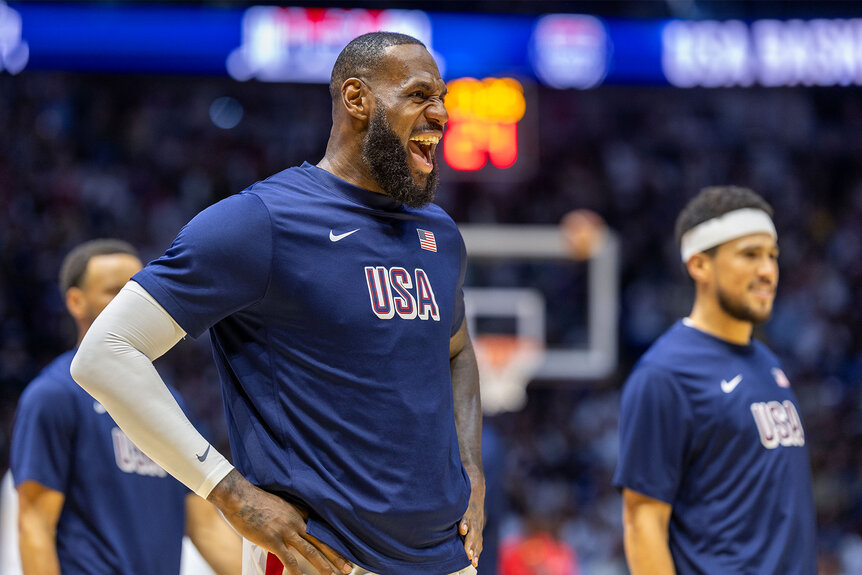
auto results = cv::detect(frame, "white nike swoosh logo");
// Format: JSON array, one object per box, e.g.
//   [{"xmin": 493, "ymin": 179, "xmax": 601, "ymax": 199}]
[
  {"xmin": 329, "ymin": 229, "xmax": 360, "ymax": 242},
  {"xmin": 721, "ymin": 374, "xmax": 743, "ymax": 393}
]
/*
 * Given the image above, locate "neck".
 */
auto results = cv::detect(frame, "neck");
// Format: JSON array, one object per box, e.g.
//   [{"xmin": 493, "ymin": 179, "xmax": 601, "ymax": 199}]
[
  {"xmin": 686, "ymin": 298, "xmax": 753, "ymax": 345},
  {"xmin": 318, "ymin": 135, "xmax": 384, "ymax": 194},
  {"xmin": 76, "ymin": 326, "xmax": 89, "ymax": 348}
]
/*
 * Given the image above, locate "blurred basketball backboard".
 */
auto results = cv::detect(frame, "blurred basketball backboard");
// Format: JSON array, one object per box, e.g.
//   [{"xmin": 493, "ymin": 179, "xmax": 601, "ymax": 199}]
[{"xmin": 460, "ymin": 224, "xmax": 619, "ymax": 413}]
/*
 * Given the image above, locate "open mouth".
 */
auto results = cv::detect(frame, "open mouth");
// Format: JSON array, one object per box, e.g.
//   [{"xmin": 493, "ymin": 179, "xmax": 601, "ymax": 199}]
[{"xmin": 408, "ymin": 134, "xmax": 441, "ymax": 172}]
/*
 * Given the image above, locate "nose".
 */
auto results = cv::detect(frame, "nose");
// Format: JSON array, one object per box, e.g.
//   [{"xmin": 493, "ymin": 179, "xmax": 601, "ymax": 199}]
[
  {"xmin": 756, "ymin": 255, "xmax": 778, "ymax": 282},
  {"xmin": 425, "ymin": 96, "xmax": 448, "ymax": 128}
]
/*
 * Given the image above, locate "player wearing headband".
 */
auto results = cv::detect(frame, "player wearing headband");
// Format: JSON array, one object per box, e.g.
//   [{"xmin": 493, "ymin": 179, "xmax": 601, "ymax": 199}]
[{"xmin": 613, "ymin": 187, "xmax": 816, "ymax": 574}]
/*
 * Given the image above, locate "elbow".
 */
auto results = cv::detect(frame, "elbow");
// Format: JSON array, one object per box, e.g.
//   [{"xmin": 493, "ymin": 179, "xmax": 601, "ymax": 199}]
[{"xmin": 70, "ymin": 333, "xmax": 109, "ymax": 394}]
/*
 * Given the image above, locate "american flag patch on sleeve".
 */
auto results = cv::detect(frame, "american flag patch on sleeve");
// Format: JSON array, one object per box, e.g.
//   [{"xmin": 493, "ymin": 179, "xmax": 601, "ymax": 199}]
[{"xmin": 417, "ymin": 229, "xmax": 437, "ymax": 252}]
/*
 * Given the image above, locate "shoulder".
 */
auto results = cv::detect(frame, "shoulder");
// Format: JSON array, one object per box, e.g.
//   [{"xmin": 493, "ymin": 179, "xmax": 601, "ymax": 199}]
[
  {"xmin": 155, "ymin": 191, "xmax": 274, "ymax": 264},
  {"xmin": 413, "ymin": 202, "xmax": 458, "ymax": 228},
  {"xmin": 408, "ymin": 203, "xmax": 463, "ymax": 250},
  {"xmin": 198, "ymin": 190, "xmax": 272, "ymax": 224},
  {"xmin": 634, "ymin": 323, "xmax": 693, "ymax": 375},
  {"xmin": 15, "ymin": 353, "xmax": 82, "ymax": 429},
  {"xmin": 624, "ymin": 360, "xmax": 679, "ymax": 396},
  {"xmin": 622, "ymin": 327, "xmax": 692, "ymax": 402},
  {"xmin": 751, "ymin": 338, "xmax": 781, "ymax": 363},
  {"xmin": 620, "ymin": 357, "xmax": 692, "ymax": 425},
  {"xmin": 18, "ymin": 353, "xmax": 80, "ymax": 408},
  {"xmin": 245, "ymin": 164, "xmax": 320, "ymax": 201}
]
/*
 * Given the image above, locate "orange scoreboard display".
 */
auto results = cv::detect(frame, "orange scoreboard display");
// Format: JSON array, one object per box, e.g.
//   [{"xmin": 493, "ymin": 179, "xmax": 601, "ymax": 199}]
[{"xmin": 442, "ymin": 77, "xmax": 527, "ymax": 172}]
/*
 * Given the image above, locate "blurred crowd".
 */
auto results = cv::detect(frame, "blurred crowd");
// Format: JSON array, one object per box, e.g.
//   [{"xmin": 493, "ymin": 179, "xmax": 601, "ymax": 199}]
[{"xmin": 1, "ymin": 72, "xmax": 861, "ymax": 573}]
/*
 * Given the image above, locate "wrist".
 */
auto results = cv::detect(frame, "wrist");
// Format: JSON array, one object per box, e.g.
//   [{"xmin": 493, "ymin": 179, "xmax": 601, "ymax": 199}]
[
  {"xmin": 206, "ymin": 469, "xmax": 246, "ymax": 510},
  {"xmin": 464, "ymin": 467, "xmax": 485, "ymax": 492}
]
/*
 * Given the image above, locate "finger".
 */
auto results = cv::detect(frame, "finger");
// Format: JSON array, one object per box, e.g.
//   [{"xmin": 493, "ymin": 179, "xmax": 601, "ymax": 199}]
[
  {"xmin": 459, "ymin": 519, "xmax": 469, "ymax": 536},
  {"xmin": 463, "ymin": 542, "xmax": 478, "ymax": 569},
  {"xmin": 304, "ymin": 532, "xmax": 353, "ymax": 574},
  {"xmin": 274, "ymin": 546, "xmax": 303, "ymax": 575},
  {"xmin": 463, "ymin": 529, "xmax": 476, "ymax": 560},
  {"xmin": 291, "ymin": 534, "xmax": 344, "ymax": 575},
  {"xmin": 463, "ymin": 525, "xmax": 483, "ymax": 564}
]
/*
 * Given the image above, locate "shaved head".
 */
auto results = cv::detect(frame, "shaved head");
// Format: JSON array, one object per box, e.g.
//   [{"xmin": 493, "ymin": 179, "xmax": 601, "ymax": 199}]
[{"xmin": 330, "ymin": 32, "xmax": 426, "ymax": 101}]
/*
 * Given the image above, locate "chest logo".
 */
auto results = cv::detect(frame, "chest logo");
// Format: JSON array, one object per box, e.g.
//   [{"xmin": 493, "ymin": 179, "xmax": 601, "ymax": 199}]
[
  {"xmin": 417, "ymin": 229, "xmax": 437, "ymax": 252},
  {"xmin": 365, "ymin": 266, "xmax": 440, "ymax": 321},
  {"xmin": 750, "ymin": 401, "xmax": 805, "ymax": 449},
  {"xmin": 330, "ymin": 229, "xmax": 360, "ymax": 242},
  {"xmin": 772, "ymin": 367, "xmax": 791, "ymax": 388},
  {"xmin": 720, "ymin": 374, "xmax": 743, "ymax": 394}
]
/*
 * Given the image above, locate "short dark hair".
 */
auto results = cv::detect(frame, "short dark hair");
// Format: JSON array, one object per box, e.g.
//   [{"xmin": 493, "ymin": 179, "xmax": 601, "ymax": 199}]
[
  {"xmin": 675, "ymin": 186, "xmax": 774, "ymax": 254},
  {"xmin": 59, "ymin": 239, "xmax": 139, "ymax": 294},
  {"xmin": 329, "ymin": 31, "xmax": 425, "ymax": 101}
]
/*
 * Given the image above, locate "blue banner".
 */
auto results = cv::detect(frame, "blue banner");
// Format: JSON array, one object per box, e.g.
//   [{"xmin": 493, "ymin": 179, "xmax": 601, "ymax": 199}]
[{"xmin": 6, "ymin": 3, "xmax": 862, "ymax": 88}]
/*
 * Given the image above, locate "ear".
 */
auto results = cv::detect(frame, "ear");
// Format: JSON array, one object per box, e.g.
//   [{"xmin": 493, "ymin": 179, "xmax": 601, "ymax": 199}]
[
  {"xmin": 65, "ymin": 287, "xmax": 87, "ymax": 322},
  {"xmin": 341, "ymin": 78, "xmax": 370, "ymax": 122},
  {"xmin": 685, "ymin": 253, "xmax": 712, "ymax": 285}
]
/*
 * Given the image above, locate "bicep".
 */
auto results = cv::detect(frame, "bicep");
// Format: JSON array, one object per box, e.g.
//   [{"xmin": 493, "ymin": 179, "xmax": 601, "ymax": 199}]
[
  {"xmin": 11, "ymin": 386, "xmax": 76, "ymax": 493},
  {"xmin": 449, "ymin": 318, "xmax": 469, "ymax": 359},
  {"xmin": 622, "ymin": 488, "xmax": 675, "ymax": 575},
  {"xmin": 17, "ymin": 481, "xmax": 64, "ymax": 532},
  {"xmin": 615, "ymin": 367, "xmax": 691, "ymax": 502},
  {"xmin": 623, "ymin": 488, "xmax": 672, "ymax": 531}
]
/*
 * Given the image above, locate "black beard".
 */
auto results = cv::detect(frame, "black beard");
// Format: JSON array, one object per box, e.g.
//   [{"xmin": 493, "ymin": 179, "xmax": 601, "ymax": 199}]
[
  {"xmin": 361, "ymin": 105, "xmax": 438, "ymax": 209},
  {"xmin": 717, "ymin": 284, "xmax": 772, "ymax": 325}
]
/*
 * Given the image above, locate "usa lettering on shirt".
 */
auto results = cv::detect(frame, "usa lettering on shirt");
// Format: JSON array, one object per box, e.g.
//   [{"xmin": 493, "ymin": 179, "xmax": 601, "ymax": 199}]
[
  {"xmin": 365, "ymin": 266, "xmax": 440, "ymax": 321},
  {"xmin": 750, "ymin": 400, "xmax": 805, "ymax": 449},
  {"xmin": 111, "ymin": 428, "xmax": 168, "ymax": 477}
]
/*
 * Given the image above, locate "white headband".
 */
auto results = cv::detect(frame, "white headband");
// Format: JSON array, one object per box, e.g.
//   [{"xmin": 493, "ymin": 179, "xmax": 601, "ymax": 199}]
[{"xmin": 680, "ymin": 208, "xmax": 776, "ymax": 262}]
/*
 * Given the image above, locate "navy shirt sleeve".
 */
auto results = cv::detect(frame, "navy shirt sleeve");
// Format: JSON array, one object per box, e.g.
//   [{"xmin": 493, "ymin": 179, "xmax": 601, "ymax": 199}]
[
  {"xmin": 133, "ymin": 192, "xmax": 273, "ymax": 338},
  {"xmin": 11, "ymin": 382, "xmax": 77, "ymax": 492},
  {"xmin": 450, "ymin": 232, "xmax": 467, "ymax": 337},
  {"xmin": 613, "ymin": 363, "xmax": 692, "ymax": 504}
]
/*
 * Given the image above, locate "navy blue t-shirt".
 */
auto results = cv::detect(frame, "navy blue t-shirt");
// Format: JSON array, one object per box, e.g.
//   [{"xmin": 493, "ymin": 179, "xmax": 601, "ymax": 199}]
[
  {"xmin": 11, "ymin": 351, "xmax": 188, "ymax": 575},
  {"xmin": 613, "ymin": 321, "xmax": 816, "ymax": 574},
  {"xmin": 133, "ymin": 163, "xmax": 471, "ymax": 574}
]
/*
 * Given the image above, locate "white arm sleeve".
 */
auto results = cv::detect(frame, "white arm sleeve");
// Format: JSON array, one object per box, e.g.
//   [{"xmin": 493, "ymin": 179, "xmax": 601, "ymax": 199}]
[{"xmin": 70, "ymin": 281, "xmax": 234, "ymax": 498}]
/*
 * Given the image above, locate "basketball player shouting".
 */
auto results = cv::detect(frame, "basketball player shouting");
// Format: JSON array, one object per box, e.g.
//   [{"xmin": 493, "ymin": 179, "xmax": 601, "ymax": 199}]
[{"xmin": 71, "ymin": 32, "xmax": 483, "ymax": 575}]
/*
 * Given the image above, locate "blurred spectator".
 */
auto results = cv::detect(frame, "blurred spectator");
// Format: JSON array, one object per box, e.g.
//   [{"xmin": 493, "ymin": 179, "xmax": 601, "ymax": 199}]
[{"xmin": 500, "ymin": 514, "xmax": 580, "ymax": 575}]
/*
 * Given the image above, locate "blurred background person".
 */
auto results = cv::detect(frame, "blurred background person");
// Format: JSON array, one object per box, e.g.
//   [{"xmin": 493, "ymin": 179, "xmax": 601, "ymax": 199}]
[
  {"xmin": 614, "ymin": 187, "xmax": 815, "ymax": 574},
  {"xmin": 500, "ymin": 508, "xmax": 580, "ymax": 575},
  {"xmin": 8, "ymin": 239, "xmax": 241, "ymax": 575}
]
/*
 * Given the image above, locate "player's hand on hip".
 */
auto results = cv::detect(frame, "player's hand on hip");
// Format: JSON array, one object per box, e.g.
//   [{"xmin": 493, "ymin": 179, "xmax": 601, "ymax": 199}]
[
  {"xmin": 459, "ymin": 478, "xmax": 485, "ymax": 568},
  {"xmin": 207, "ymin": 469, "xmax": 353, "ymax": 575}
]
